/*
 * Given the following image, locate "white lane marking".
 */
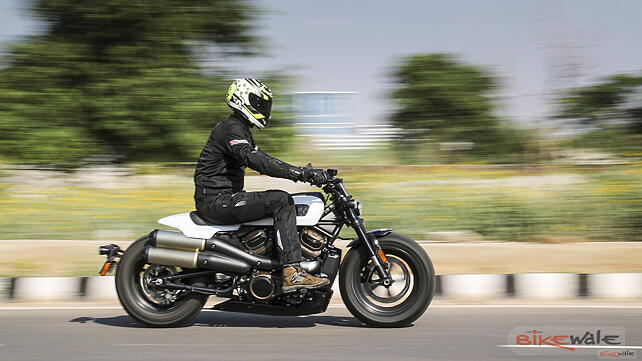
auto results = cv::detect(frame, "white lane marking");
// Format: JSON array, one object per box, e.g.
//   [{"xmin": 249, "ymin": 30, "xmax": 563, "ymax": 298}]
[
  {"xmin": 329, "ymin": 304, "xmax": 642, "ymax": 309},
  {"xmin": 0, "ymin": 306, "xmax": 123, "ymax": 310},
  {"xmin": 115, "ymin": 344, "xmax": 228, "ymax": 347},
  {"xmin": 498, "ymin": 345, "xmax": 642, "ymax": 349},
  {"xmin": 429, "ymin": 304, "xmax": 642, "ymax": 309},
  {"xmin": 1, "ymin": 304, "xmax": 642, "ymax": 311}
]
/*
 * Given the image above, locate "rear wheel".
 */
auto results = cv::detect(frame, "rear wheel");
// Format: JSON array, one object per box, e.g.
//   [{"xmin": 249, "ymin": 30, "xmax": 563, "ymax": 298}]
[
  {"xmin": 115, "ymin": 237, "xmax": 208, "ymax": 327},
  {"xmin": 339, "ymin": 233, "xmax": 435, "ymax": 327}
]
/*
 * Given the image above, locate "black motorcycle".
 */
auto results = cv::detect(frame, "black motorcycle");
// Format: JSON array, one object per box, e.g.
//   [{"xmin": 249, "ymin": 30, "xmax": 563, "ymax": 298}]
[{"xmin": 99, "ymin": 169, "xmax": 435, "ymax": 327}]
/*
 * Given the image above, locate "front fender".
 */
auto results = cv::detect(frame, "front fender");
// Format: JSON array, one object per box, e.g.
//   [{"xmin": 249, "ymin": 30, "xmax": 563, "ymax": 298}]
[{"xmin": 346, "ymin": 228, "xmax": 394, "ymax": 248}]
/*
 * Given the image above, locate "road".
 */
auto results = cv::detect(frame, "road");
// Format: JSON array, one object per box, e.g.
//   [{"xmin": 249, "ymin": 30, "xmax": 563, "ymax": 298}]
[{"xmin": 0, "ymin": 304, "xmax": 641, "ymax": 361}]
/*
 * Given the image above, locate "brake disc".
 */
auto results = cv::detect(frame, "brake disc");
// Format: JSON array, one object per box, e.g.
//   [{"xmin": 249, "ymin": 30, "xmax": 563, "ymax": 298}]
[{"xmin": 139, "ymin": 265, "xmax": 181, "ymax": 306}]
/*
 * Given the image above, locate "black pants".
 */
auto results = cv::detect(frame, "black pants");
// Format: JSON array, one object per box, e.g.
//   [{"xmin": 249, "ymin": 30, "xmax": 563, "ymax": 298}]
[{"xmin": 195, "ymin": 189, "xmax": 303, "ymax": 265}]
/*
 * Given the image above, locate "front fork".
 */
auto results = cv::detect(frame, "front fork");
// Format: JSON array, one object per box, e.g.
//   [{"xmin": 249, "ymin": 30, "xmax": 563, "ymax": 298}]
[{"xmin": 345, "ymin": 209, "xmax": 393, "ymax": 286}]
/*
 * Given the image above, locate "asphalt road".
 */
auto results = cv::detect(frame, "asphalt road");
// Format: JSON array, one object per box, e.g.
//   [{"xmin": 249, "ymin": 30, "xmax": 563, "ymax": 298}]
[{"xmin": 0, "ymin": 305, "xmax": 641, "ymax": 361}]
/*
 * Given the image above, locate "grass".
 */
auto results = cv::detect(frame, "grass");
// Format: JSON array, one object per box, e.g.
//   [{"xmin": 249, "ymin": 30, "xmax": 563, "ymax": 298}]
[
  {"xmin": 349, "ymin": 164, "xmax": 642, "ymax": 241},
  {"xmin": 0, "ymin": 163, "xmax": 641, "ymax": 242},
  {"xmin": 1, "ymin": 163, "xmax": 641, "ymax": 277}
]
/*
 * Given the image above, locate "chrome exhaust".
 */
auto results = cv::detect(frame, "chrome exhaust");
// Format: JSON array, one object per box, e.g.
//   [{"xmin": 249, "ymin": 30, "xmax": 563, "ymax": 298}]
[
  {"xmin": 151, "ymin": 230, "xmax": 279, "ymax": 269},
  {"xmin": 146, "ymin": 247, "xmax": 251, "ymax": 273},
  {"xmin": 150, "ymin": 229, "xmax": 321, "ymax": 272},
  {"xmin": 146, "ymin": 247, "xmax": 197, "ymax": 268},
  {"xmin": 152, "ymin": 229, "xmax": 206, "ymax": 250}
]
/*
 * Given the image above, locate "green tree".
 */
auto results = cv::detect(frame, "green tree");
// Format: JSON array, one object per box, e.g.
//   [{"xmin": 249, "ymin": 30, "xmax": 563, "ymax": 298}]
[
  {"xmin": 557, "ymin": 74, "xmax": 642, "ymax": 154},
  {"xmin": 559, "ymin": 74, "xmax": 642, "ymax": 133},
  {"xmin": 0, "ymin": 0, "xmax": 292, "ymax": 165},
  {"xmin": 389, "ymin": 53, "xmax": 525, "ymax": 163}
]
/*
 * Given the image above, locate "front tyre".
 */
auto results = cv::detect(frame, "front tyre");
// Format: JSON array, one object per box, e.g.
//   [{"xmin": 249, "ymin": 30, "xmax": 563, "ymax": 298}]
[
  {"xmin": 339, "ymin": 233, "xmax": 435, "ymax": 327},
  {"xmin": 115, "ymin": 236, "xmax": 208, "ymax": 327}
]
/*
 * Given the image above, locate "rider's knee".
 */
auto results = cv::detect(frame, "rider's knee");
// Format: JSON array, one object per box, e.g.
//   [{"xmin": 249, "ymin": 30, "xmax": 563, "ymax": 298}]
[{"xmin": 266, "ymin": 190, "xmax": 292, "ymax": 208}]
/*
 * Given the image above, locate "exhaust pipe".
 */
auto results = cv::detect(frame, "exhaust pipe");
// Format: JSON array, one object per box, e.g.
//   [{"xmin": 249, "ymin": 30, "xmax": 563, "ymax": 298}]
[
  {"xmin": 152, "ymin": 229, "xmax": 206, "ymax": 250},
  {"xmin": 149, "ymin": 230, "xmax": 321, "ymax": 272},
  {"xmin": 151, "ymin": 230, "xmax": 279, "ymax": 270},
  {"xmin": 146, "ymin": 247, "xmax": 251, "ymax": 273}
]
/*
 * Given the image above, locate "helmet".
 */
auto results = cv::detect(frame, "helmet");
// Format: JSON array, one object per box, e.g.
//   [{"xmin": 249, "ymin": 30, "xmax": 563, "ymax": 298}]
[{"xmin": 226, "ymin": 78, "xmax": 273, "ymax": 129}]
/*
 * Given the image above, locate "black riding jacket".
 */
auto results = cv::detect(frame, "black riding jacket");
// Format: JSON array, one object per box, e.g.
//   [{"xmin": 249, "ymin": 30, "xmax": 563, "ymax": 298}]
[{"xmin": 194, "ymin": 115, "xmax": 302, "ymax": 194}]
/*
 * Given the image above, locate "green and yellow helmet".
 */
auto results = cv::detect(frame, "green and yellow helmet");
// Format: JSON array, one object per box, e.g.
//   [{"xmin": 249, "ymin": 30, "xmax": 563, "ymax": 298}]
[{"xmin": 226, "ymin": 78, "xmax": 273, "ymax": 128}]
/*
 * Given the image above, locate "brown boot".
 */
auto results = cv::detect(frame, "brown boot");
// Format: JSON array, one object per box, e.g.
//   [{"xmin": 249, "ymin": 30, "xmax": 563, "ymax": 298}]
[{"xmin": 281, "ymin": 266, "xmax": 330, "ymax": 293}]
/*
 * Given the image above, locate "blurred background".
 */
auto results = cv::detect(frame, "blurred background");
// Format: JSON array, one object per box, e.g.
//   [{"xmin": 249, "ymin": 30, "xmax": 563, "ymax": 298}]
[{"xmin": 0, "ymin": 0, "xmax": 640, "ymax": 276}]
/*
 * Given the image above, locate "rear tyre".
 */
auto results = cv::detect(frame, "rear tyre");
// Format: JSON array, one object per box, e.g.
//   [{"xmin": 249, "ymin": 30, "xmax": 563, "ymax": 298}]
[
  {"xmin": 339, "ymin": 233, "xmax": 435, "ymax": 327},
  {"xmin": 115, "ymin": 236, "xmax": 208, "ymax": 327}
]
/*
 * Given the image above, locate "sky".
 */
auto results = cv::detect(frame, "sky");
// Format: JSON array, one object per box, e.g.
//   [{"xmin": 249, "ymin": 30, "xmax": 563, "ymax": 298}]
[{"xmin": 1, "ymin": 0, "xmax": 640, "ymax": 126}]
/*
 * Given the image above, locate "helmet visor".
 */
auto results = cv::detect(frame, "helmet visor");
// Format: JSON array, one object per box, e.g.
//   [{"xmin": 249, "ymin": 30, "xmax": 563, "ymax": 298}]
[{"xmin": 248, "ymin": 93, "xmax": 272, "ymax": 120}]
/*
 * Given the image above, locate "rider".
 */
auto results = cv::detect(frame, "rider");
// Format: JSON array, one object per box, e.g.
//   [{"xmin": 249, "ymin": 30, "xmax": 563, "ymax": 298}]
[{"xmin": 194, "ymin": 78, "xmax": 331, "ymax": 293}]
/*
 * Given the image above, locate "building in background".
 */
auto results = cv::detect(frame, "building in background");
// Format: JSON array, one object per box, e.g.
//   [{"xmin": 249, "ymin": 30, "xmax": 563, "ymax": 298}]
[{"xmin": 292, "ymin": 91, "xmax": 400, "ymax": 150}]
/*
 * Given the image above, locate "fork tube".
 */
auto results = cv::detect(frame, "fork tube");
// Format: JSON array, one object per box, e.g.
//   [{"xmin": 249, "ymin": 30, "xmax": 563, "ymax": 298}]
[{"xmin": 346, "ymin": 208, "xmax": 391, "ymax": 285}]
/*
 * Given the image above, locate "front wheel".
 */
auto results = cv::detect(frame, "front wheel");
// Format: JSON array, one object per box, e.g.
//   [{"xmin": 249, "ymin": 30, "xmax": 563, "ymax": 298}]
[
  {"xmin": 115, "ymin": 236, "xmax": 208, "ymax": 327},
  {"xmin": 339, "ymin": 233, "xmax": 435, "ymax": 327}
]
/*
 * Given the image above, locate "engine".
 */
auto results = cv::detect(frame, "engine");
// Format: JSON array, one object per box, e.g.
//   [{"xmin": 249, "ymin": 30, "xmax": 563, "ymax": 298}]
[
  {"xmin": 248, "ymin": 272, "xmax": 276, "ymax": 301},
  {"xmin": 298, "ymin": 228, "xmax": 327, "ymax": 258},
  {"xmin": 238, "ymin": 227, "xmax": 328, "ymax": 302},
  {"xmin": 205, "ymin": 225, "xmax": 332, "ymax": 305},
  {"xmin": 240, "ymin": 229, "xmax": 272, "ymax": 255},
  {"xmin": 238, "ymin": 227, "xmax": 327, "ymax": 260}
]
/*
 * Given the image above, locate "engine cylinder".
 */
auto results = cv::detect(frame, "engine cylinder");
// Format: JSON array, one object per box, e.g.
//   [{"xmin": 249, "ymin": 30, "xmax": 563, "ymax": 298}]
[{"xmin": 299, "ymin": 229, "xmax": 326, "ymax": 258}]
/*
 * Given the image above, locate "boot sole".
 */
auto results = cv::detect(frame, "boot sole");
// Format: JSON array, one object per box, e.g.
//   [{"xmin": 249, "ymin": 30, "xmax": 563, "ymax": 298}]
[{"xmin": 281, "ymin": 279, "xmax": 330, "ymax": 293}]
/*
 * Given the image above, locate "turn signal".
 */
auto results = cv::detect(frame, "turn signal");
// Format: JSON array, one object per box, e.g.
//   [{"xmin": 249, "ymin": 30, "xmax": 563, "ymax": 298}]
[{"xmin": 99, "ymin": 262, "xmax": 112, "ymax": 276}]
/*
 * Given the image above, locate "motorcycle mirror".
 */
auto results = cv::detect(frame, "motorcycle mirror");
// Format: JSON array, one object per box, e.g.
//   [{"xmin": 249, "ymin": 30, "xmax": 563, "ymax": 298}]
[{"xmin": 327, "ymin": 169, "xmax": 338, "ymax": 176}]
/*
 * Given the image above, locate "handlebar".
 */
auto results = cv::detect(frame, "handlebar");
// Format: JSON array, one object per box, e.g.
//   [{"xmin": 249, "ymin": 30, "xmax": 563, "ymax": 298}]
[
  {"xmin": 323, "ymin": 168, "xmax": 341, "ymax": 185},
  {"xmin": 303, "ymin": 168, "xmax": 340, "ymax": 187}
]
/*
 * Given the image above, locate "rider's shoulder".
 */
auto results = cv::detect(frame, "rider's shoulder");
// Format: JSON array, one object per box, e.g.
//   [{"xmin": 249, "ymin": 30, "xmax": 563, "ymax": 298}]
[{"xmin": 219, "ymin": 116, "xmax": 248, "ymax": 135}]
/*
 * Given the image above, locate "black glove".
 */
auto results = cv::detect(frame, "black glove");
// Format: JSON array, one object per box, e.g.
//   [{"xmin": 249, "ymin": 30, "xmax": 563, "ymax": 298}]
[{"xmin": 301, "ymin": 168, "xmax": 330, "ymax": 186}]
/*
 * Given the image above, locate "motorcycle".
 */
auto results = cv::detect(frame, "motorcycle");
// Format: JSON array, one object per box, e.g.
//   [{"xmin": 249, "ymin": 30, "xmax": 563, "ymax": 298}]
[{"xmin": 98, "ymin": 169, "xmax": 435, "ymax": 327}]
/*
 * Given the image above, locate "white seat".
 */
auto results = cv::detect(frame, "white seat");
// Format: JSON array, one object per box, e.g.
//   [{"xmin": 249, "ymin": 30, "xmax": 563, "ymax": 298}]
[
  {"xmin": 158, "ymin": 195, "xmax": 325, "ymax": 239},
  {"xmin": 158, "ymin": 213, "xmax": 240, "ymax": 239}
]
